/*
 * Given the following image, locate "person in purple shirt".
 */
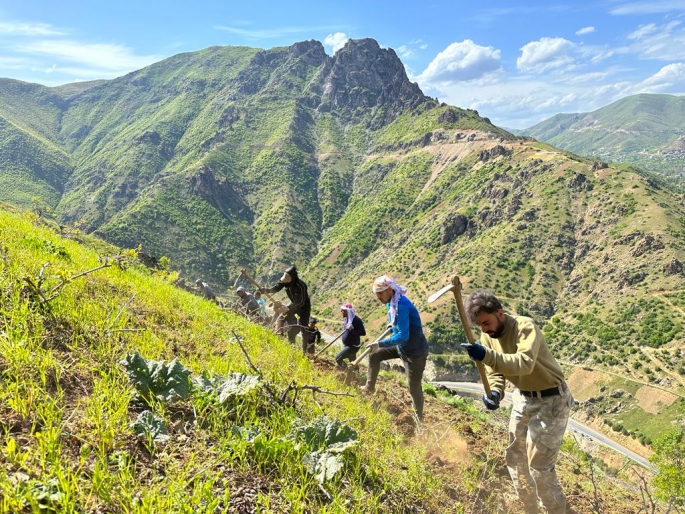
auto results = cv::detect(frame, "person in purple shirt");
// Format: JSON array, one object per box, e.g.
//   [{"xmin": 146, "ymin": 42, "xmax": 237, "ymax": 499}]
[{"xmin": 361, "ymin": 275, "xmax": 428, "ymax": 421}]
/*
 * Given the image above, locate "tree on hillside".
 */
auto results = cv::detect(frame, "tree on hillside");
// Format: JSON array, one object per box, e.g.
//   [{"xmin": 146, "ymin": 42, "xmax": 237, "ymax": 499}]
[{"xmin": 650, "ymin": 427, "xmax": 685, "ymax": 508}]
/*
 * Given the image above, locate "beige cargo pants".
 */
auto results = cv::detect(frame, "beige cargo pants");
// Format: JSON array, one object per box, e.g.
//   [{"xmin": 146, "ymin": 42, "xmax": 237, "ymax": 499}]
[{"xmin": 506, "ymin": 383, "xmax": 573, "ymax": 514}]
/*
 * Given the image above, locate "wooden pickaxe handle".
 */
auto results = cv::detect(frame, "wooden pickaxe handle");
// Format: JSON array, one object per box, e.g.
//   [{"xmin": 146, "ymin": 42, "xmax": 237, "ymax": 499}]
[
  {"xmin": 315, "ymin": 328, "xmax": 348, "ymax": 357},
  {"xmin": 240, "ymin": 269, "xmax": 289, "ymax": 315},
  {"xmin": 451, "ymin": 275, "xmax": 492, "ymax": 398},
  {"xmin": 344, "ymin": 325, "xmax": 393, "ymax": 385},
  {"xmin": 350, "ymin": 325, "xmax": 393, "ymax": 368}
]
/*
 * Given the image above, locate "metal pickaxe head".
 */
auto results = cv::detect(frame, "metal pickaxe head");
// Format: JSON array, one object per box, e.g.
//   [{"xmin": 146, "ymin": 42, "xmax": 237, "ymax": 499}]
[
  {"xmin": 427, "ymin": 276, "xmax": 464, "ymax": 304},
  {"xmin": 427, "ymin": 283, "xmax": 454, "ymax": 304}
]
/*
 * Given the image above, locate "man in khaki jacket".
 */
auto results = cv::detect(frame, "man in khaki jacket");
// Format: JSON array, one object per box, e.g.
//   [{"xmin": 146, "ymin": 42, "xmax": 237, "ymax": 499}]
[{"xmin": 462, "ymin": 290, "xmax": 574, "ymax": 514}]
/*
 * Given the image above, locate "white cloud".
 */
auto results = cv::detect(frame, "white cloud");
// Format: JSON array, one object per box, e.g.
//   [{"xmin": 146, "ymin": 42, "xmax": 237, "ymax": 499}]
[
  {"xmin": 626, "ymin": 21, "xmax": 685, "ymax": 60},
  {"xmin": 215, "ymin": 25, "xmax": 339, "ymax": 39},
  {"xmin": 517, "ymin": 37, "xmax": 575, "ymax": 73},
  {"xmin": 417, "ymin": 39, "xmax": 501, "ymax": 84},
  {"xmin": 610, "ymin": 1, "xmax": 685, "ymax": 15},
  {"xmin": 0, "ymin": 56, "xmax": 35, "ymax": 71},
  {"xmin": 0, "ymin": 21, "xmax": 65, "ymax": 36},
  {"xmin": 396, "ymin": 39, "xmax": 427, "ymax": 59},
  {"xmin": 627, "ymin": 23, "xmax": 659, "ymax": 40},
  {"xmin": 324, "ymin": 32, "xmax": 349, "ymax": 54},
  {"xmin": 397, "ymin": 45, "xmax": 414, "ymax": 59},
  {"xmin": 576, "ymin": 26, "xmax": 596, "ymax": 35},
  {"xmin": 631, "ymin": 62, "xmax": 685, "ymax": 93},
  {"xmin": 15, "ymin": 40, "xmax": 162, "ymax": 74}
]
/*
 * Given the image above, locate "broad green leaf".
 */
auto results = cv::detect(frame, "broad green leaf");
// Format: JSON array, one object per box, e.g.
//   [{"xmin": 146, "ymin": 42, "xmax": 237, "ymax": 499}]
[
  {"xmin": 290, "ymin": 415, "xmax": 358, "ymax": 451},
  {"xmin": 192, "ymin": 371, "xmax": 261, "ymax": 403},
  {"xmin": 131, "ymin": 410, "xmax": 170, "ymax": 444},
  {"xmin": 303, "ymin": 451, "xmax": 345, "ymax": 484},
  {"xmin": 121, "ymin": 351, "xmax": 191, "ymax": 402}
]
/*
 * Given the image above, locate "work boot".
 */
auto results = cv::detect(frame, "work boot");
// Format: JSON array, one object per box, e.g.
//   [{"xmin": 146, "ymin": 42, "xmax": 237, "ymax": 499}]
[{"xmin": 359, "ymin": 384, "xmax": 375, "ymax": 395}]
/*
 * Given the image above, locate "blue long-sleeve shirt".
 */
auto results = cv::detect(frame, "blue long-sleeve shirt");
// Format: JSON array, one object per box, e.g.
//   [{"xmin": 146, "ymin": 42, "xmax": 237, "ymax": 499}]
[{"xmin": 378, "ymin": 295, "xmax": 428, "ymax": 357}]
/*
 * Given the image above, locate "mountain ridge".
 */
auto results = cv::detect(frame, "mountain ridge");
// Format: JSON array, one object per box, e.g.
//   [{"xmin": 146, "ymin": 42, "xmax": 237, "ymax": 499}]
[{"xmin": 519, "ymin": 93, "xmax": 685, "ymax": 189}]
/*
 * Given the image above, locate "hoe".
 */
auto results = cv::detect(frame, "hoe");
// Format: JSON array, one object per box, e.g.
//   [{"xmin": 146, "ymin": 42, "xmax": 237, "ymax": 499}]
[
  {"xmin": 427, "ymin": 275, "xmax": 492, "ymax": 397},
  {"xmin": 344, "ymin": 325, "xmax": 393, "ymax": 386}
]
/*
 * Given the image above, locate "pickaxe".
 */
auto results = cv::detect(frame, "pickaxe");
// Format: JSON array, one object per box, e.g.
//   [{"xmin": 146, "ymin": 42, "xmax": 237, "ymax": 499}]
[
  {"xmin": 344, "ymin": 325, "xmax": 393, "ymax": 386},
  {"xmin": 427, "ymin": 275, "xmax": 492, "ymax": 397},
  {"xmin": 240, "ymin": 268, "xmax": 289, "ymax": 316},
  {"xmin": 315, "ymin": 328, "xmax": 348, "ymax": 357}
]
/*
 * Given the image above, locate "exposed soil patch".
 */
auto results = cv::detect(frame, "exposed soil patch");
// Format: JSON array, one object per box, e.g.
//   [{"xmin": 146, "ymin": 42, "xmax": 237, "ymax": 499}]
[
  {"xmin": 325, "ymin": 244, "xmax": 345, "ymax": 264},
  {"xmin": 566, "ymin": 368, "xmax": 607, "ymax": 401},
  {"xmin": 634, "ymin": 385, "xmax": 678, "ymax": 414}
]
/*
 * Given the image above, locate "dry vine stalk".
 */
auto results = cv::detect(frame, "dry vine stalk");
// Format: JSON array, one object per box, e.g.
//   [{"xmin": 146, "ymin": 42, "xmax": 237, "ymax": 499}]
[
  {"xmin": 230, "ymin": 330, "xmax": 353, "ymax": 410},
  {"xmin": 22, "ymin": 251, "xmax": 137, "ymax": 307}
]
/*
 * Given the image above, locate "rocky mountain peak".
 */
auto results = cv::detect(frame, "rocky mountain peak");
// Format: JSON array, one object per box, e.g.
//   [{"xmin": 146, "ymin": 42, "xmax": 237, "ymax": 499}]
[
  {"xmin": 287, "ymin": 40, "xmax": 327, "ymax": 65},
  {"xmin": 317, "ymin": 38, "xmax": 428, "ymax": 126}
]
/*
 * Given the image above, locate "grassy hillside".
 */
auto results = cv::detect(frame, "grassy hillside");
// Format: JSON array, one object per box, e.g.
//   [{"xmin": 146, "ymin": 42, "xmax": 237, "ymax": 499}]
[
  {"xmin": 0, "ymin": 205, "xmax": 657, "ymax": 513},
  {"xmin": 521, "ymin": 94, "xmax": 685, "ymax": 189},
  {"xmin": 1, "ymin": 42, "xmax": 684, "ymax": 442}
]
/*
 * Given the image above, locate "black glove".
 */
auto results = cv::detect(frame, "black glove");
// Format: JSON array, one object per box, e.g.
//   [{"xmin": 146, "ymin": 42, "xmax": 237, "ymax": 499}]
[
  {"xmin": 482, "ymin": 391, "xmax": 501, "ymax": 411},
  {"xmin": 461, "ymin": 341, "xmax": 486, "ymax": 361}
]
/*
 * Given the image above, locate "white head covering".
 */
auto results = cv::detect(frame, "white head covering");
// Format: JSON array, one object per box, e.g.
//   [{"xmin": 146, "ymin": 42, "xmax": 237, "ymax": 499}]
[
  {"xmin": 340, "ymin": 303, "xmax": 356, "ymax": 331},
  {"xmin": 372, "ymin": 275, "xmax": 407, "ymax": 324}
]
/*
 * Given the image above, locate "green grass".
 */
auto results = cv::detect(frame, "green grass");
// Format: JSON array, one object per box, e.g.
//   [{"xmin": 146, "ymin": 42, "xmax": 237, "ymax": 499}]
[{"xmin": 0, "ymin": 207, "xmax": 459, "ymax": 513}]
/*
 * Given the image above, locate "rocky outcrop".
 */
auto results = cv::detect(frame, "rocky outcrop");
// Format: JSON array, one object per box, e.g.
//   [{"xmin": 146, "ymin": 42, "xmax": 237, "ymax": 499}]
[
  {"xmin": 569, "ymin": 172, "xmax": 593, "ymax": 190},
  {"xmin": 478, "ymin": 145, "xmax": 509, "ymax": 162},
  {"xmin": 663, "ymin": 258, "xmax": 684, "ymax": 275},
  {"xmin": 317, "ymin": 38, "xmax": 428, "ymax": 127},
  {"xmin": 631, "ymin": 234, "xmax": 665, "ymax": 257},
  {"xmin": 617, "ymin": 270, "xmax": 647, "ymax": 289},
  {"xmin": 441, "ymin": 212, "xmax": 468, "ymax": 244},
  {"xmin": 188, "ymin": 166, "xmax": 252, "ymax": 222}
]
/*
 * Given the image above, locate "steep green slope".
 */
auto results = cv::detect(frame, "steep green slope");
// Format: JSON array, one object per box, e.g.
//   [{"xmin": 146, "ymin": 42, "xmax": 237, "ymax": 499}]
[
  {"xmin": 0, "ymin": 206, "xmax": 452, "ymax": 513},
  {"xmin": 0, "ymin": 79, "xmax": 77, "ymax": 208},
  {"xmin": 521, "ymin": 94, "xmax": 685, "ymax": 188},
  {"xmin": 0, "ymin": 116, "xmax": 72, "ymax": 208},
  {"xmin": 0, "ymin": 205, "xmax": 654, "ymax": 513}
]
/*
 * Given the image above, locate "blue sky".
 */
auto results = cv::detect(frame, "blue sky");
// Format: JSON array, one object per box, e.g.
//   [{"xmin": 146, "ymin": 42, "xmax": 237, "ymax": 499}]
[{"xmin": 1, "ymin": 1, "xmax": 685, "ymax": 127}]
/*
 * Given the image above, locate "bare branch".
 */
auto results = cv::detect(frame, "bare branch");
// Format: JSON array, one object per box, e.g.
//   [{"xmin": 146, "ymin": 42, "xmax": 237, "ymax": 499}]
[
  {"xmin": 231, "ymin": 330, "xmax": 279, "ymax": 403},
  {"xmin": 231, "ymin": 330, "xmax": 260, "ymax": 375},
  {"xmin": 109, "ymin": 293, "xmax": 137, "ymax": 328},
  {"xmin": 298, "ymin": 385, "xmax": 354, "ymax": 398}
]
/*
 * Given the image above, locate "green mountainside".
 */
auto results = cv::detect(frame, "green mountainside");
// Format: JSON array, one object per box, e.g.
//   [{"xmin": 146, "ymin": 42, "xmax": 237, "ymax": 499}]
[
  {"xmin": 520, "ymin": 94, "xmax": 685, "ymax": 189},
  {"xmin": 0, "ymin": 206, "xmax": 659, "ymax": 512},
  {"xmin": 1, "ymin": 41, "xmax": 685, "ymax": 443}
]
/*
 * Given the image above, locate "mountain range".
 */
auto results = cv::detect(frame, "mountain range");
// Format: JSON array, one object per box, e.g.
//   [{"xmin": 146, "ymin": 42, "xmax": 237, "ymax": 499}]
[
  {"xmin": 517, "ymin": 94, "xmax": 685, "ymax": 190},
  {"xmin": 1, "ymin": 39, "xmax": 685, "ymax": 442}
]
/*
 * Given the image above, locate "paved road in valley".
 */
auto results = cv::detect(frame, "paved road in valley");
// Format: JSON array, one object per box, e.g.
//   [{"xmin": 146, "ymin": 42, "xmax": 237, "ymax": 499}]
[
  {"xmin": 435, "ymin": 381, "xmax": 654, "ymax": 470},
  {"xmin": 316, "ymin": 332, "xmax": 654, "ymax": 470}
]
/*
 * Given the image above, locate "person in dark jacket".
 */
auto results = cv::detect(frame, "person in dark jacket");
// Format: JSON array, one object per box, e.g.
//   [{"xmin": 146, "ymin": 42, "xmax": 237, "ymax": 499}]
[
  {"xmin": 235, "ymin": 286, "xmax": 260, "ymax": 317},
  {"xmin": 362, "ymin": 275, "xmax": 428, "ymax": 421},
  {"xmin": 335, "ymin": 303, "xmax": 366, "ymax": 369},
  {"xmin": 262, "ymin": 265, "xmax": 312, "ymax": 354},
  {"xmin": 307, "ymin": 318, "xmax": 322, "ymax": 350}
]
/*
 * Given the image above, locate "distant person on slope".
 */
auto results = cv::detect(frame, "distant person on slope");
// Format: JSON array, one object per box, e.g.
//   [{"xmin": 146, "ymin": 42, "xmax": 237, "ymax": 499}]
[
  {"xmin": 235, "ymin": 286, "xmax": 260, "ymax": 317},
  {"xmin": 335, "ymin": 303, "xmax": 366, "ymax": 369},
  {"xmin": 362, "ymin": 275, "xmax": 428, "ymax": 422},
  {"xmin": 462, "ymin": 290, "xmax": 574, "ymax": 514},
  {"xmin": 254, "ymin": 290, "xmax": 267, "ymax": 320},
  {"xmin": 307, "ymin": 318, "xmax": 322, "ymax": 351},
  {"xmin": 195, "ymin": 279, "xmax": 216, "ymax": 301},
  {"xmin": 262, "ymin": 266, "xmax": 312, "ymax": 354}
]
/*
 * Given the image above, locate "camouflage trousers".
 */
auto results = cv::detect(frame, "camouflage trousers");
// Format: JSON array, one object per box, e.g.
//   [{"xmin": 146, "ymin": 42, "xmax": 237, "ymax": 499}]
[{"xmin": 506, "ymin": 383, "xmax": 573, "ymax": 514}]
